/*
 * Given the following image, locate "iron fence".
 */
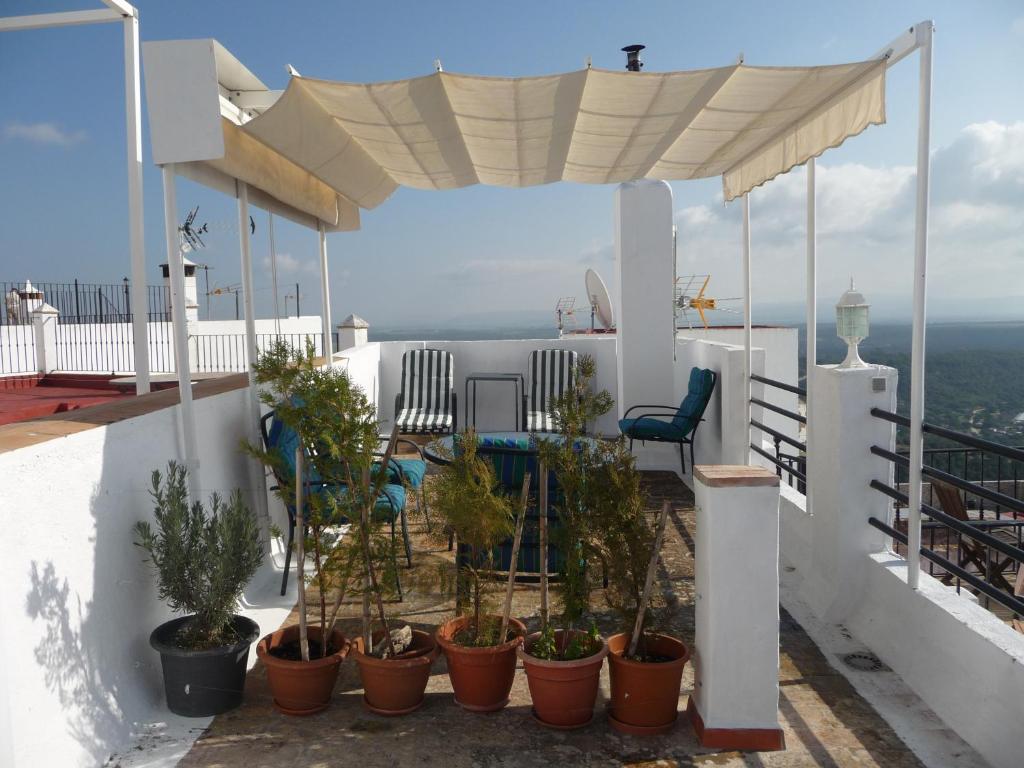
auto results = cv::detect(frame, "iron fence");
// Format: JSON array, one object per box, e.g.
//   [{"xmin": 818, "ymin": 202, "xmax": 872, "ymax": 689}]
[
  {"xmin": 749, "ymin": 373, "xmax": 807, "ymax": 491},
  {"xmin": 0, "ymin": 323, "xmax": 37, "ymax": 374},
  {"xmin": 869, "ymin": 408, "xmax": 1024, "ymax": 615},
  {"xmin": 2, "ymin": 280, "xmax": 170, "ymax": 325},
  {"xmin": 54, "ymin": 321, "xmax": 176, "ymax": 374}
]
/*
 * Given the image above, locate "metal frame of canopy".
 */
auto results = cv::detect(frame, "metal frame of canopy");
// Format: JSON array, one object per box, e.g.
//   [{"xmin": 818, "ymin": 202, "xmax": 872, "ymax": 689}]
[
  {"xmin": 143, "ymin": 20, "xmax": 935, "ymax": 590},
  {"xmin": 0, "ymin": 0, "xmax": 151, "ymax": 396}
]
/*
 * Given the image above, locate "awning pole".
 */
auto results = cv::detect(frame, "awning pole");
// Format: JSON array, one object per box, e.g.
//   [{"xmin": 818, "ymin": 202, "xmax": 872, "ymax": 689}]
[
  {"xmin": 269, "ymin": 212, "xmax": 281, "ymax": 336},
  {"xmin": 123, "ymin": 13, "xmax": 149, "ymax": 394},
  {"xmin": 318, "ymin": 222, "xmax": 333, "ymax": 358},
  {"xmin": 805, "ymin": 156, "xmax": 816, "ymax": 513},
  {"xmin": 907, "ymin": 21, "xmax": 934, "ymax": 590},
  {"xmin": 161, "ymin": 164, "xmax": 201, "ymax": 501},
  {"xmin": 742, "ymin": 193, "xmax": 752, "ymax": 463},
  {"xmin": 238, "ymin": 181, "xmax": 270, "ymax": 531}
]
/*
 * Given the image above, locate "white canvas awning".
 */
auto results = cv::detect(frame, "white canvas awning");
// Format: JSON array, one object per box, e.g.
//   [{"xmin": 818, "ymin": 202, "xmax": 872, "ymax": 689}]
[
  {"xmin": 245, "ymin": 60, "xmax": 885, "ymax": 208},
  {"xmin": 144, "ymin": 39, "xmax": 887, "ymax": 223}
]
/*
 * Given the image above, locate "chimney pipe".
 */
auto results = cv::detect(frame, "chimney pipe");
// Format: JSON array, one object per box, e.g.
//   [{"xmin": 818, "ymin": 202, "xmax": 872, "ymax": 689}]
[{"xmin": 622, "ymin": 44, "xmax": 645, "ymax": 72}]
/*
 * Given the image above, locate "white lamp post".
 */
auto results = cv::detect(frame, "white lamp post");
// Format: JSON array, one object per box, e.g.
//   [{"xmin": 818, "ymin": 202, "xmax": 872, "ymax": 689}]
[{"xmin": 836, "ymin": 278, "xmax": 869, "ymax": 368}]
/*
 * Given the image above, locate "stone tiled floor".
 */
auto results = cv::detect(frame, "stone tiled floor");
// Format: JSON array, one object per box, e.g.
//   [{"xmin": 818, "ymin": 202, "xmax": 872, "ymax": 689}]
[{"xmin": 178, "ymin": 472, "xmax": 925, "ymax": 767}]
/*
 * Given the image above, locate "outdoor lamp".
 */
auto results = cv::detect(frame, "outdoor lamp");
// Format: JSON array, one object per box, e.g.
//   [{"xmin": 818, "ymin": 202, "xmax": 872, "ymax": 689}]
[{"xmin": 836, "ymin": 278, "xmax": 869, "ymax": 368}]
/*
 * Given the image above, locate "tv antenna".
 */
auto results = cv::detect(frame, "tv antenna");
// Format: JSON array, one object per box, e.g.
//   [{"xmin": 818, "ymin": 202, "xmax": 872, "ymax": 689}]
[
  {"xmin": 555, "ymin": 296, "xmax": 577, "ymax": 333},
  {"xmin": 674, "ymin": 275, "xmax": 741, "ymax": 330},
  {"xmin": 209, "ymin": 283, "xmax": 243, "ymax": 320},
  {"xmin": 179, "ymin": 206, "xmax": 209, "ymax": 253}
]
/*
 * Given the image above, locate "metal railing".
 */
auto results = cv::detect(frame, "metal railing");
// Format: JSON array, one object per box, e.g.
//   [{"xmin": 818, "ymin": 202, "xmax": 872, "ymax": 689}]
[
  {"xmin": 55, "ymin": 321, "xmax": 176, "ymax": 374},
  {"xmin": 2, "ymin": 280, "xmax": 170, "ymax": 325},
  {"xmin": 749, "ymin": 373, "xmax": 807, "ymax": 491},
  {"xmin": 869, "ymin": 408, "xmax": 1024, "ymax": 615},
  {"xmin": 0, "ymin": 323, "xmax": 37, "ymax": 374}
]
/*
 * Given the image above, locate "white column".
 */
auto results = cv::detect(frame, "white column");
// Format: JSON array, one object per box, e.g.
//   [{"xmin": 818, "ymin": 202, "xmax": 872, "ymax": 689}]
[
  {"xmin": 237, "ymin": 182, "xmax": 270, "ymax": 531},
  {"xmin": 30, "ymin": 303, "xmax": 59, "ymax": 374},
  {"xmin": 317, "ymin": 222, "xmax": 333, "ymax": 358},
  {"xmin": 123, "ymin": 13, "xmax": 150, "ymax": 394},
  {"xmin": 907, "ymin": 21, "xmax": 934, "ymax": 590},
  {"xmin": 162, "ymin": 164, "xmax": 201, "ymax": 501},
  {"xmin": 742, "ymin": 194, "xmax": 752, "ymax": 461},
  {"xmin": 803, "ymin": 364, "xmax": 897, "ymax": 621},
  {"xmin": 613, "ymin": 180, "xmax": 676, "ymax": 469},
  {"xmin": 269, "ymin": 212, "xmax": 281, "ymax": 336},
  {"xmin": 690, "ymin": 465, "xmax": 783, "ymax": 751},
  {"xmin": 805, "ymin": 156, "xmax": 817, "ymax": 517}
]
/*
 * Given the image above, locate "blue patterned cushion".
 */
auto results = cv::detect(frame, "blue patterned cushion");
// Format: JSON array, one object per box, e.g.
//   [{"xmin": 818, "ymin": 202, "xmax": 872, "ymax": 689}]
[
  {"xmin": 387, "ymin": 458, "xmax": 426, "ymax": 489},
  {"xmin": 619, "ymin": 417, "xmax": 685, "ymax": 441}
]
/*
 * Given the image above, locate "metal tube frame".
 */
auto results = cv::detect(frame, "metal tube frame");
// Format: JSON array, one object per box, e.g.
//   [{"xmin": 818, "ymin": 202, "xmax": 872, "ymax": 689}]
[
  {"xmin": 805, "ymin": 156, "xmax": 816, "ymax": 515},
  {"xmin": 318, "ymin": 222, "xmax": 333, "ymax": 358},
  {"xmin": 742, "ymin": 193, "xmax": 752, "ymax": 462}
]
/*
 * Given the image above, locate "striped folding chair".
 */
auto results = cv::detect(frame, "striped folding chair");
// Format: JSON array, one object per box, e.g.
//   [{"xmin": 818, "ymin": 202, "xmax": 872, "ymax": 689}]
[
  {"xmin": 394, "ymin": 348, "xmax": 457, "ymax": 434},
  {"xmin": 523, "ymin": 348, "xmax": 578, "ymax": 433}
]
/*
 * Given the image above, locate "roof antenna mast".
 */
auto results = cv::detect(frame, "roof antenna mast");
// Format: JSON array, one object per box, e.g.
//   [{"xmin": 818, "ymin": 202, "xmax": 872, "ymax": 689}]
[{"xmin": 621, "ymin": 44, "xmax": 645, "ymax": 72}]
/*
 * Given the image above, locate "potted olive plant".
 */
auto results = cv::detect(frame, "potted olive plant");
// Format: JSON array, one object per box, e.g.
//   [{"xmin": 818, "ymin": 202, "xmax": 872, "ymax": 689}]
[
  {"xmin": 249, "ymin": 341, "xmax": 436, "ymax": 716},
  {"xmin": 519, "ymin": 355, "xmax": 613, "ymax": 729},
  {"xmin": 431, "ymin": 432, "xmax": 529, "ymax": 712},
  {"xmin": 135, "ymin": 462, "xmax": 263, "ymax": 717},
  {"xmin": 590, "ymin": 440, "xmax": 690, "ymax": 735}
]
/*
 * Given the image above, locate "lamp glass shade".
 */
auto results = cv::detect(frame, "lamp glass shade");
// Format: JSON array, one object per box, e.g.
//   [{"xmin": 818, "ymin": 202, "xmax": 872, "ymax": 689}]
[{"xmin": 836, "ymin": 304, "xmax": 869, "ymax": 340}]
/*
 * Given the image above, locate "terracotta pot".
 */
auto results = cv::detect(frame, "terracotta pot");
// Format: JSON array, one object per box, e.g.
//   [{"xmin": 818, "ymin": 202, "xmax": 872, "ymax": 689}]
[
  {"xmin": 435, "ymin": 615, "xmax": 526, "ymax": 712},
  {"xmin": 518, "ymin": 629, "xmax": 608, "ymax": 729},
  {"xmin": 606, "ymin": 632, "xmax": 690, "ymax": 735},
  {"xmin": 256, "ymin": 624, "xmax": 349, "ymax": 716},
  {"xmin": 351, "ymin": 629, "xmax": 438, "ymax": 715}
]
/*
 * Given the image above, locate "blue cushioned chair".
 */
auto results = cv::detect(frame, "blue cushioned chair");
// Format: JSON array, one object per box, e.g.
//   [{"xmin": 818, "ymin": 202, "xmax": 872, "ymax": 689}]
[
  {"xmin": 261, "ymin": 410, "xmax": 410, "ymax": 597},
  {"xmin": 619, "ymin": 367, "xmax": 717, "ymax": 476}
]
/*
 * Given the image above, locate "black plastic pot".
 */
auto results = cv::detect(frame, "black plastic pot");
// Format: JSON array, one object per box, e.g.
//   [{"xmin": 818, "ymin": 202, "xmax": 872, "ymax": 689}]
[{"xmin": 149, "ymin": 614, "xmax": 260, "ymax": 717}]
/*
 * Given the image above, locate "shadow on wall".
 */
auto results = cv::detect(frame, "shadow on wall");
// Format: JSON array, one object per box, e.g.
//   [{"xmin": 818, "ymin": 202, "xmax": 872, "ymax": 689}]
[{"xmin": 25, "ymin": 561, "xmax": 131, "ymax": 765}]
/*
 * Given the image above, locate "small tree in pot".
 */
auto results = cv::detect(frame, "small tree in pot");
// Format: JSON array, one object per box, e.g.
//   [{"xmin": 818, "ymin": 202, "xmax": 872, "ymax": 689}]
[
  {"xmin": 135, "ymin": 462, "xmax": 263, "ymax": 717},
  {"xmin": 520, "ymin": 354, "xmax": 612, "ymax": 729},
  {"xmin": 430, "ymin": 432, "xmax": 530, "ymax": 712},
  {"xmin": 589, "ymin": 440, "xmax": 689, "ymax": 735}
]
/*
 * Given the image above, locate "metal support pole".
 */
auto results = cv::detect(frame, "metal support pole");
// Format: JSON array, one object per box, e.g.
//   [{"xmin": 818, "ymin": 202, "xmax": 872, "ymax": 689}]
[
  {"xmin": 805, "ymin": 156, "xmax": 816, "ymax": 515},
  {"xmin": 238, "ymin": 182, "xmax": 270, "ymax": 532},
  {"xmin": 162, "ymin": 164, "xmax": 201, "ymax": 501},
  {"xmin": 318, "ymin": 222, "xmax": 333, "ymax": 358},
  {"xmin": 907, "ymin": 22, "xmax": 934, "ymax": 590},
  {"xmin": 742, "ymin": 193, "xmax": 752, "ymax": 461},
  {"xmin": 269, "ymin": 212, "xmax": 281, "ymax": 336},
  {"xmin": 123, "ymin": 13, "xmax": 150, "ymax": 394}
]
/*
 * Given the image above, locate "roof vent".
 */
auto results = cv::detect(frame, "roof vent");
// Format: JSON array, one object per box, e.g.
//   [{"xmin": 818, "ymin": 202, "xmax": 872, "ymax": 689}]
[
  {"xmin": 841, "ymin": 652, "xmax": 888, "ymax": 672},
  {"xmin": 621, "ymin": 44, "xmax": 645, "ymax": 72}
]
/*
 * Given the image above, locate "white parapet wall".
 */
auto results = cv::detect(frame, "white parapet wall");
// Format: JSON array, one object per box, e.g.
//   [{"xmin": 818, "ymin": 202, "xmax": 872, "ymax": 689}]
[{"xmin": 0, "ymin": 378, "xmax": 293, "ymax": 768}]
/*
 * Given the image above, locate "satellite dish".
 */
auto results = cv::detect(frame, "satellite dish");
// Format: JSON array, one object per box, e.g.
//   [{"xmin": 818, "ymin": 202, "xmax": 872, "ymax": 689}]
[{"xmin": 585, "ymin": 268, "xmax": 614, "ymax": 330}]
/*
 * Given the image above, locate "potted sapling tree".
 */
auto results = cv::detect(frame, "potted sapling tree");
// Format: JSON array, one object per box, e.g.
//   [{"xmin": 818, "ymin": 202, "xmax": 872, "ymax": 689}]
[
  {"xmin": 590, "ymin": 439, "xmax": 690, "ymax": 734},
  {"xmin": 519, "ymin": 355, "xmax": 612, "ymax": 729},
  {"xmin": 431, "ymin": 432, "xmax": 531, "ymax": 712},
  {"xmin": 136, "ymin": 462, "xmax": 263, "ymax": 717}
]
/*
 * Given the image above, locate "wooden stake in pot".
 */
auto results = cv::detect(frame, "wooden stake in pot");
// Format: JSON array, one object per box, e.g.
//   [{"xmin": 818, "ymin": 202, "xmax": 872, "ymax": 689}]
[
  {"xmin": 500, "ymin": 472, "xmax": 531, "ymax": 643},
  {"xmin": 539, "ymin": 460, "xmax": 549, "ymax": 627},
  {"xmin": 627, "ymin": 500, "xmax": 670, "ymax": 658},
  {"xmin": 295, "ymin": 446, "xmax": 310, "ymax": 662}
]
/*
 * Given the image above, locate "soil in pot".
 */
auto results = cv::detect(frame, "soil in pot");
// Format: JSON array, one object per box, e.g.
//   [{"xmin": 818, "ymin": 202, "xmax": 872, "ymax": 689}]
[
  {"xmin": 352, "ymin": 628, "xmax": 438, "ymax": 715},
  {"xmin": 518, "ymin": 629, "xmax": 608, "ymax": 729},
  {"xmin": 257, "ymin": 624, "xmax": 349, "ymax": 716},
  {"xmin": 436, "ymin": 615, "xmax": 526, "ymax": 712},
  {"xmin": 150, "ymin": 614, "xmax": 261, "ymax": 718},
  {"xmin": 606, "ymin": 632, "xmax": 690, "ymax": 735}
]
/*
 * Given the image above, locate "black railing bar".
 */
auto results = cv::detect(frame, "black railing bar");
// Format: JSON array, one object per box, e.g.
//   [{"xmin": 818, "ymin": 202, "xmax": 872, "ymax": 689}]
[
  {"xmin": 869, "ymin": 479, "xmax": 1024, "ymax": 561},
  {"xmin": 751, "ymin": 373, "xmax": 807, "ymax": 397},
  {"xmin": 870, "ymin": 408, "xmax": 1024, "ymax": 464},
  {"xmin": 750, "ymin": 396, "xmax": 806, "ymax": 424},
  {"xmin": 868, "ymin": 516, "xmax": 1024, "ymax": 616},
  {"xmin": 871, "ymin": 445, "xmax": 1024, "ymax": 516},
  {"xmin": 750, "ymin": 443, "xmax": 807, "ymax": 483},
  {"xmin": 750, "ymin": 419, "xmax": 805, "ymax": 451}
]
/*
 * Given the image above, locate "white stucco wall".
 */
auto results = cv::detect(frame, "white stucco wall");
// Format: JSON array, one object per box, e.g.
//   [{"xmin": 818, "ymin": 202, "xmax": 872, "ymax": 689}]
[{"xmin": 0, "ymin": 384, "xmax": 293, "ymax": 767}]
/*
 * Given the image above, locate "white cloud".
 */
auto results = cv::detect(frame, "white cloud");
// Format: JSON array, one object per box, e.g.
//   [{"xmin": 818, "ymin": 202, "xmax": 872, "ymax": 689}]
[
  {"xmin": 262, "ymin": 252, "xmax": 318, "ymax": 275},
  {"xmin": 1012, "ymin": 17, "xmax": 1024, "ymax": 39},
  {"xmin": 671, "ymin": 121, "xmax": 1024, "ymax": 309},
  {"xmin": 3, "ymin": 121, "xmax": 86, "ymax": 147}
]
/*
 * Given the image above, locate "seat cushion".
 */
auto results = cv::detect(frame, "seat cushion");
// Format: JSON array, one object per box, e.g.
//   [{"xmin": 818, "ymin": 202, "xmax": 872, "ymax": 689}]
[
  {"xmin": 396, "ymin": 408, "xmax": 453, "ymax": 433},
  {"xmin": 310, "ymin": 482, "xmax": 406, "ymax": 524},
  {"xmin": 619, "ymin": 416, "xmax": 685, "ymax": 441},
  {"xmin": 526, "ymin": 410, "xmax": 557, "ymax": 433},
  {"xmin": 387, "ymin": 457, "xmax": 426, "ymax": 489}
]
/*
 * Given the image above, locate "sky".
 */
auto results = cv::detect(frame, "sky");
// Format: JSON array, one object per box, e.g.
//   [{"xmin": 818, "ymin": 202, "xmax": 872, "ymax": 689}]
[{"xmin": 1, "ymin": 1, "xmax": 1023, "ymax": 329}]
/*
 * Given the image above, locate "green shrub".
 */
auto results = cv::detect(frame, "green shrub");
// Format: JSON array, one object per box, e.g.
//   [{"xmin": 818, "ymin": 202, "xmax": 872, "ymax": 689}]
[{"xmin": 134, "ymin": 462, "xmax": 263, "ymax": 649}]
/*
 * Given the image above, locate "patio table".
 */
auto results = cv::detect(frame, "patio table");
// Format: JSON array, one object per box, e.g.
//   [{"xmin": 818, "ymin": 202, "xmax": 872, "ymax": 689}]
[{"xmin": 464, "ymin": 372, "xmax": 524, "ymax": 431}]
